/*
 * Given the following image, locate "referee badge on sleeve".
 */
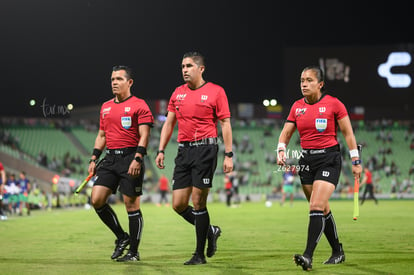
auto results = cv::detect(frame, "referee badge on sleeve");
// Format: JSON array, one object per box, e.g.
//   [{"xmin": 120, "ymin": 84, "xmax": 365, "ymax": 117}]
[
  {"xmin": 315, "ymin": 118, "xmax": 327, "ymax": 132},
  {"xmin": 121, "ymin": 116, "xmax": 132, "ymax": 129}
]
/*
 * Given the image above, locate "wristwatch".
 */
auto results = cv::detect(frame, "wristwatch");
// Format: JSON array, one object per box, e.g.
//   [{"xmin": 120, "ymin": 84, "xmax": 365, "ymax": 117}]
[
  {"xmin": 224, "ymin": 151, "xmax": 233, "ymax": 158},
  {"xmin": 135, "ymin": 156, "xmax": 143, "ymax": 163},
  {"xmin": 352, "ymin": 159, "xmax": 362, "ymax": 165}
]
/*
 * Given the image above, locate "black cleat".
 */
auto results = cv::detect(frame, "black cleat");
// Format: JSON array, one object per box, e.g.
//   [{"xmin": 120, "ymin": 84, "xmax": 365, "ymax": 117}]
[
  {"xmin": 323, "ymin": 243, "xmax": 345, "ymax": 264},
  {"xmin": 111, "ymin": 233, "xmax": 130, "ymax": 259},
  {"xmin": 116, "ymin": 251, "xmax": 140, "ymax": 262},
  {"xmin": 184, "ymin": 253, "xmax": 207, "ymax": 265},
  {"xmin": 294, "ymin": 254, "xmax": 312, "ymax": 271},
  {"xmin": 206, "ymin": 225, "xmax": 221, "ymax": 258}
]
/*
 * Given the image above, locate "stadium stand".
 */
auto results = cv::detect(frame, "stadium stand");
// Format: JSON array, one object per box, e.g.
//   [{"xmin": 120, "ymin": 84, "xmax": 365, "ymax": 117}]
[{"xmin": 1, "ymin": 118, "xmax": 413, "ymax": 204}]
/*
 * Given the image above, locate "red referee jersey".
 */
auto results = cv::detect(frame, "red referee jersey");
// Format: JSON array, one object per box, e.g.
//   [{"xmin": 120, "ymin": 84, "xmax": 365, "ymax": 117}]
[
  {"xmin": 167, "ymin": 82, "xmax": 231, "ymax": 142},
  {"xmin": 286, "ymin": 94, "xmax": 348, "ymax": 149},
  {"xmin": 365, "ymin": 169, "xmax": 373, "ymax": 184},
  {"xmin": 159, "ymin": 176, "xmax": 169, "ymax": 191},
  {"xmin": 99, "ymin": 96, "xmax": 154, "ymax": 149}
]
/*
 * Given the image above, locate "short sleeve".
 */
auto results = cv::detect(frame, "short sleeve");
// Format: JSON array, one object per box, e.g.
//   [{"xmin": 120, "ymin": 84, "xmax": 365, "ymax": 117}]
[
  {"xmin": 334, "ymin": 98, "xmax": 348, "ymax": 121},
  {"xmin": 286, "ymin": 103, "xmax": 297, "ymax": 123},
  {"xmin": 137, "ymin": 101, "xmax": 154, "ymax": 125},
  {"xmin": 215, "ymin": 87, "xmax": 231, "ymax": 120}
]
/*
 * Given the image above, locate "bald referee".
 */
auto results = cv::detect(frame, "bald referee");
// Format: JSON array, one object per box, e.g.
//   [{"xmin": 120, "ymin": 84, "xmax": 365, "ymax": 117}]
[
  {"xmin": 88, "ymin": 65, "xmax": 154, "ymax": 262},
  {"xmin": 155, "ymin": 51, "xmax": 233, "ymax": 265}
]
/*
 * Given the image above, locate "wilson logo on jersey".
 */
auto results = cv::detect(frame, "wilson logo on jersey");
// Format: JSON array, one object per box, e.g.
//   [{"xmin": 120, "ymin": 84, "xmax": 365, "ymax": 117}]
[
  {"xmin": 201, "ymin": 95, "xmax": 208, "ymax": 102},
  {"xmin": 121, "ymin": 116, "xmax": 132, "ymax": 129},
  {"xmin": 319, "ymin": 107, "xmax": 326, "ymax": 113},
  {"xmin": 315, "ymin": 118, "xmax": 327, "ymax": 132},
  {"xmin": 124, "ymin": 107, "xmax": 131, "ymax": 113}
]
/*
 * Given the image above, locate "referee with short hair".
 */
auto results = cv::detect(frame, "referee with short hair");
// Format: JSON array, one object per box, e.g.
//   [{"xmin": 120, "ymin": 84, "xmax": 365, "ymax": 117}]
[
  {"xmin": 155, "ymin": 52, "xmax": 234, "ymax": 265},
  {"xmin": 88, "ymin": 65, "xmax": 154, "ymax": 262}
]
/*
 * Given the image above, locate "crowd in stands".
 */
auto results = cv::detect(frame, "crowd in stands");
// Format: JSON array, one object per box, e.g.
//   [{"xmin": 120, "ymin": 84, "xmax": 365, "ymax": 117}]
[
  {"xmin": 1, "ymin": 116, "xmax": 414, "ymax": 209},
  {"xmin": 36, "ymin": 151, "xmax": 84, "ymax": 177}
]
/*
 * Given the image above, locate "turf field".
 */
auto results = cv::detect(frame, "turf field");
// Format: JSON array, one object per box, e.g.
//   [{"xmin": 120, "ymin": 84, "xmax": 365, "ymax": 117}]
[{"xmin": 0, "ymin": 200, "xmax": 413, "ymax": 274}]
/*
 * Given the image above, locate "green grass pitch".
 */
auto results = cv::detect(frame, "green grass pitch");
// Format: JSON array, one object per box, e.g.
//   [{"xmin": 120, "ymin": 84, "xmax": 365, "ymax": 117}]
[{"xmin": 1, "ymin": 200, "xmax": 413, "ymax": 274}]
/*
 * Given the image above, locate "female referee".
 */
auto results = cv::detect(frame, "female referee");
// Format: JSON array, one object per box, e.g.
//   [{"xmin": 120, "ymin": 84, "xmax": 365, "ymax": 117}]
[{"xmin": 276, "ymin": 66, "xmax": 362, "ymax": 271}]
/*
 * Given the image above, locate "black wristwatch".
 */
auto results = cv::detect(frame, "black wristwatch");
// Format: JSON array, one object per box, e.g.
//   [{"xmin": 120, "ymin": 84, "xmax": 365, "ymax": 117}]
[
  {"xmin": 352, "ymin": 159, "xmax": 362, "ymax": 165},
  {"xmin": 224, "ymin": 151, "xmax": 233, "ymax": 158},
  {"xmin": 135, "ymin": 156, "xmax": 143, "ymax": 163}
]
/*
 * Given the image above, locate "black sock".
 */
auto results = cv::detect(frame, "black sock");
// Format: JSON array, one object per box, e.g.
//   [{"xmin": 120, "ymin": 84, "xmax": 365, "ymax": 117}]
[
  {"xmin": 324, "ymin": 211, "xmax": 340, "ymax": 253},
  {"xmin": 95, "ymin": 204, "xmax": 125, "ymax": 239},
  {"xmin": 128, "ymin": 209, "xmax": 143, "ymax": 254},
  {"xmin": 179, "ymin": 206, "xmax": 214, "ymax": 238},
  {"xmin": 304, "ymin": 210, "xmax": 325, "ymax": 259},
  {"xmin": 194, "ymin": 208, "xmax": 210, "ymax": 257},
  {"xmin": 179, "ymin": 205, "xmax": 195, "ymax": 225}
]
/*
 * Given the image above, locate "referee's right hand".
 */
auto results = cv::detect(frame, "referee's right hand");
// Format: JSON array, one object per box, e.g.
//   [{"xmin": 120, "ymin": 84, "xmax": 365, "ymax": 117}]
[
  {"xmin": 277, "ymin": 151, "xmax": 286, "ymax": 166},
  {"xmin": 88, "ymin": 161, "xmax": 96, "ymax": 175}
]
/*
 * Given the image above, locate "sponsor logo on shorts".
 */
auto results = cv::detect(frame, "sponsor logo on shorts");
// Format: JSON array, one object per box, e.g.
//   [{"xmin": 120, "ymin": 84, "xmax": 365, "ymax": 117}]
[{"xmin": 322, "ymin": 171, "xmax": 330, "ymax": 177}]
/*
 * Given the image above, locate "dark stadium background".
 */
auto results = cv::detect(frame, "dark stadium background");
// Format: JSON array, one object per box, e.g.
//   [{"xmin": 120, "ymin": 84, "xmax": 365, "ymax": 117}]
[{"xmin": 0, "ymin": 0, "xmax": 413, "ymax": 119}]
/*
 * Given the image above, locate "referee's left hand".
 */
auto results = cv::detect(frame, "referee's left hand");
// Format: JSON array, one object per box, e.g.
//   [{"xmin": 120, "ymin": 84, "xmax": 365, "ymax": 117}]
[
  {"xmin": 223, "ymin": 157, "xmax": 233, "ymax": 173},
  {"xmin": 352, "ymin": 164, "xmax": 362, "ymax": 180}
]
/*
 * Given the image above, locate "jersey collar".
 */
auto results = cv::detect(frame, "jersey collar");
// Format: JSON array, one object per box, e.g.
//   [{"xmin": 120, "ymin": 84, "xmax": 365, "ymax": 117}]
[
  {"xmin": 304, "ymin": 93, "xmax": 326, "ymax": 105},
  {"xmin": 114, "ymin": 95, "xmax": 133, "ymax": 104}
]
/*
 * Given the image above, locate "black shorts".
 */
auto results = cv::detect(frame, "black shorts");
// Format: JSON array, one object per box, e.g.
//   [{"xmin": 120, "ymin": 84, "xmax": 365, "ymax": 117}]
[
  {"xmin": 172, "ymin": 144, "xmax": 218, "ymax": 190},
  {"xmin": 94, "ymin": 151, "xmax": 144, "ymax": 197},
  {"xmin": 298, "ymin": 145, "xmax": 342, "ymax": 187}
]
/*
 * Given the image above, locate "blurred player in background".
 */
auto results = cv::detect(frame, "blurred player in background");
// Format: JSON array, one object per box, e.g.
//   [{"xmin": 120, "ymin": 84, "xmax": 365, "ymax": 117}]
[
  {"xmin": 157, "ymin": 174, "xmax": 169, "ymax": 207},
  {"xmin": 224, "ymin": 173, "xmax": 233, "ymax": 207},
  {"xmin": 360, "ymin": 167, "xmax": 378, "ymax": 205},
  {"xmin": 0, "ymin": 161, "xmax": 7, "ymax": 220},
  {"xmin": 280, "ymin": 169, "xmax": 295, "ymax": 207},
  {"xmin": 18, "ymin": 171, "xmax": 31, "ymax": 216}
]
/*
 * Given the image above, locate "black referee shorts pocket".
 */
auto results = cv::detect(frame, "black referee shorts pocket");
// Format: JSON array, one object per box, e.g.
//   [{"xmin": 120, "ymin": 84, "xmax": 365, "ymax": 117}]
[
  {"xmin": 103, "ymin": 155, "xmax": 115, "ymax": 166},
  {"xmin": 329, "ymin": 152, "xmax": 342, "ymax": 167}
]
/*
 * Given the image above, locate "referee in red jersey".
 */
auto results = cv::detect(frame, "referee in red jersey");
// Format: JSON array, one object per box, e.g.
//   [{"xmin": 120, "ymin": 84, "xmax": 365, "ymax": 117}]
[
  {"xmin": 277, "ymin": 66, "xmax": 362, "ymax": 271},
  {"xmin": 155, "ymin": 52, "xmax": 233, "ymax": 265},
  {"xmin": 88, "ymin": 65, "xmax": 154, "ymax": 262}
]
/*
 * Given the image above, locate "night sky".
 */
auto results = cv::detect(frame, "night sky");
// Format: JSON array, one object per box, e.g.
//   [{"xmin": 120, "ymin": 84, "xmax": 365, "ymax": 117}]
[{"xmin": 0, "ymin": 0, "xmax": 412, "ymax": 117}]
